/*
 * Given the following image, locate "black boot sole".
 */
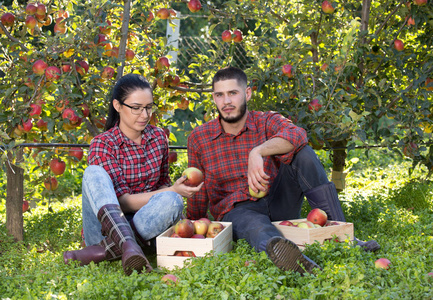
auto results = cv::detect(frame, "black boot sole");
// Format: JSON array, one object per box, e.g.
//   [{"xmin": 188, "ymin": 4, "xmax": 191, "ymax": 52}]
[
  {"xmin": 266, "ymin": 237, "xmax": 321, "ymax": 274},
  {"xmin": 123, "ymin": 254, "xmax": 152, "ymax": 276}
]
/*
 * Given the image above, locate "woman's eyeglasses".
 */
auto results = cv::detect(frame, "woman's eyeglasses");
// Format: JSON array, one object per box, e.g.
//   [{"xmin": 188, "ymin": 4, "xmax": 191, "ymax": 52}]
[{"xmin": 120, "ymin": 102, "xmax": 157, "ymax": 115}]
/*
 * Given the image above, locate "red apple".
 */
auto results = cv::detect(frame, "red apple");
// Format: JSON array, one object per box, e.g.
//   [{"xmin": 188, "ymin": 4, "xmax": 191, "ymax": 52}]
[
  {"xmin": 375, "ymin": 258, "xmax": 391, "ymax": 269},
  {"xmin": 36, "ymin": 3, "xmax": 47, "ymax": 17},
  {"xmin": 188, "ymin": 0, "xmax": 202, "ymax": 12},
  {"xmin": 206, "ymin": 222, "xmax": 224, "ymax": 238},
  {"xmin": 279, "ymin": 220, "xmax": 295, "ymax": 226},
  {"xmin": 75, "ymin": 60, "xmax": 89, "ymax": 76},
  {"xmin": 222, "ymin": 30, "xmax": 232, "ymax": 43},
  {"xmin": 69, "ymin": 147, "xmax": 84, "ymax": 162},
  {"xmin": 182, "ymin": 167, "xmax": 204, "ymax": 187},
  {"xmin": 29, "ymin": 104, "xmax": 42, "ymax": 117},
  {"xmin": 324, "ymin": 221, "xmax": 340, "ymax": 226},
  {"xmin": 198, "ymin": 217, "xmax": 211, "ymax": 226},
  {"xmin": 394, "ymin": 39, "xmax": 404, "ymax": 51},
  {"xmin": 170, "ymin": 232, "xmax": 181, "ymax": 238},
  {"xmin": 177, "ymin": 98, "xmax": 189, "ymax": 110},
  {"xmin": 182, "ymin": 251, "xmax": 196, "ymax": 257},
  {"xmin": 322, "ymin": 1, "xmax": 335, "ymax": 14},
  {"xmin": 1, "ymin": 13, "xmax": 15, "ymax": 27},
  {"xmin": 403, "ymin": 142, "xmax": 418, "ymax": 158},
  {"xmin": 101, "ymin": 66, "xmax": 115, "ymax": 80},
  {"xmin": 244, "ymin": 260, "xmax": 257, "ymax": 267},
  {"xmin": 54, "ymin": 23, "xmax": 67, "ymax": 34},
  {"xmin": 406, "ymin": 16, "xmax": 415, "ymax": 26},
  {"xmin": 308, "ymin": 99, "xmax": 322, "ymax": 112},
  {"xmin": 307, "ymin": 208, "xmax": 328, "ymax": 227},
  {"xmin": 62, "ymin": 108, "xmax": 80, "ymax": 123},
  {"xmin": 21, "ymin": 119, "xmax": 33, "ymax": 132},
  {"xmin": 249, "ymin": 184, "xmax": 268, "ymax": 198},
  {"xmin": 50, "ymin": 158, "xmax": 66, "ymax": 175},
  {"xmin": 191, "ymin": 234, "xmax": 206, "ymax": 239},
  {"xmin": 156, "ymin": 57, "xmax": 170, "ymax": 70},
  {"xmin": 25, "ymin": 15, "xmax": 37, "ymax": 29},
  {"xmin": 44, "ymin": 176, "xmax": 58, "ymax": 191},
  {"xmin": 45, "ymin": 66, "xmax": 61, "ymax": 81},
  {"xmin": 125, "ymin": 49, "xmax": 135, "ymax": 61},
  {"xmin": 282, "ymin": 64, "xmax": 293, "ymax": 78},
  {"xmin": 61, "ymin": 64, "xmax": 71, "ymax": 73},
  {"xmin": 168, "ymin": 152, "xmax": 178, "ymax": 164},
  {"xmin": 174, "ymin": 219, "xmax": 195, "ymax": 238},
  {"xmin": 233, "ymin": 29, "xmax": 243, "ymax": 43},
  {"xmin": 79, "ymin": 103, "xmax": 90, "ymax": 117},
  {"xmin": 193, "ymin": 220, "xmax": 208, "ymax": 235},
  {"xmin": 414, "ymin": 0, "xmax": 427, "ymax": 5},
  {"xmin": 156, "ymin": 8, "xmax": 169, "ymax": 19},
  {"xmin": 32, "ymin": 59, "xmax": 48, "ymax": 75},
  {"xmin": 320, "ymin": 63, "xmax": 329, "ymax": 71},
  {"xmin": 26, "ymin": 3, "xmax": 38, "ymax": 15},
  {"xmin": 22, "ymin": 200, "xmax": 29, "ymax": 213},
  {"xmin": 161, "ymin": 274, "xmax": 178, "ymax": 285},
  {"xmin": 36, "ymin": 118, "xmax": 48, "ymax": 130}
]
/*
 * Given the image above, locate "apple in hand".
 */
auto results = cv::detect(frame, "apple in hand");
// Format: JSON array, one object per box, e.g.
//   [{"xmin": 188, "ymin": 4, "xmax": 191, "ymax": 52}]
[
  {"xmin": 249, "ymin": 184, "xmax": 268, "ymax": 198},
  {"xmin": 182, "ymin": 167, "xmax": 204, "ymax": 187},
  {"xmin": 206, "ymin": 222, "xmax": 224, "ymax": 238},
  {"xmin": 174, "ymin": 219, "xmax": 195, "ymax": 238},
  {"xmin": 307, "ymin": 208, "xmax": 328, "ymax": 227},
  {"xmin": 193, "ymin": 220, "xmax": 208, "ymax": 235},
  {"xmin": 375, "ymin": 258, "xmax": 391, "ymax": 269}
]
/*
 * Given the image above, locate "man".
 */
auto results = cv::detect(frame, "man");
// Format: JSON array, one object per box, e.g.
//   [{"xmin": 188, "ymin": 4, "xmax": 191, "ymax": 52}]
[{"xmin": 187, "ymin": 66, "xmax": 379, "ymax": 274}]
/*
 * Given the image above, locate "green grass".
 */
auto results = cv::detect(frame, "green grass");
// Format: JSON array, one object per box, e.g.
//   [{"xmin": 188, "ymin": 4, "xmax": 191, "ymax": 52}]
[{"xmin": 1, "ymin": 155, "xmax": 433, "ymax": 299}]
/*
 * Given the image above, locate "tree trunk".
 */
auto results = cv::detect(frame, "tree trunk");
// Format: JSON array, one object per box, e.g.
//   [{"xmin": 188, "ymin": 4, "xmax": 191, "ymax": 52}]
[{"xmin": 6, "ymin": 148, "xmax": 24, "ymax": 241}]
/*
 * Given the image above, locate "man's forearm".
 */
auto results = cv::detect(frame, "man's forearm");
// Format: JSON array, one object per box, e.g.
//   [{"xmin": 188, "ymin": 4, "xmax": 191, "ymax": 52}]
[{"xmin": 252, "ymin": 137, "xmax": 294, "ymax": 157}]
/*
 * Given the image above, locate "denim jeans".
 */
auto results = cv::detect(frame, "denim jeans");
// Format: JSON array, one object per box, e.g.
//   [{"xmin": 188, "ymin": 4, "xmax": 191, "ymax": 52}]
[
  {"xmin": 82, "ymin": 165, "xmax": 184, "ymax": 246},
  {"xmin": 222, "ymin": 145, "xmax": 330, "ymax": 252}
]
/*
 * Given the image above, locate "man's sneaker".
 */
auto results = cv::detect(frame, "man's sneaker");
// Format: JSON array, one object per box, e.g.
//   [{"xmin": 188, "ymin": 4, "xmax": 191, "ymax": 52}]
[
  {"xmin": 266, "ymin": 236, "xmax": 321, "ymax": 274},
  {"xmin": 354, "ymin": 237, "xmax": 380, "ymax": 252}
]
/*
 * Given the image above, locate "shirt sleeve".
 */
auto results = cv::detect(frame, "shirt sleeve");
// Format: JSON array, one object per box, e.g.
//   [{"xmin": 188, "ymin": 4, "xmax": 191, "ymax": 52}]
[
  {"xmin": 186, "ymin": 130, "xmax": 209, "ymax": 220},
  {"xmin": 88, "ymin": 137, "xmax": 131, "ymax": 197},
  {"xmin": 266, "ymin": 112, "xmax": 308, "ymax": 164}
]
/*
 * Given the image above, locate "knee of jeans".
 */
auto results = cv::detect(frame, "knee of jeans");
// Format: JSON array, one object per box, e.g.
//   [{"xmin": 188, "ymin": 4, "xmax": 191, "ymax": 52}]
[
  {"xmin": 158, "ymin": 191, "xmax": 184, "ymax": 213},
  {"xmin": 83, "ymin": 165, "xmax": 109, "ymax": 182}
]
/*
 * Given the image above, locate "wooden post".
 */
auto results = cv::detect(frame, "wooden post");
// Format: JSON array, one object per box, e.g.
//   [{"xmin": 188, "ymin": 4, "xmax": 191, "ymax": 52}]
[{"xmin": 6, "ymin": 148, "xmax": 24, "ymax": 241}]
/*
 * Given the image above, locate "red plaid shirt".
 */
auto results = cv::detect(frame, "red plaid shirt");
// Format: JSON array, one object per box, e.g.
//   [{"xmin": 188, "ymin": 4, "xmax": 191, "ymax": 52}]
[
  {"xmin": 88, "ymin": 124, "xmax": 171, "ymax": 198},
  {"xmin": 187, "ymin": 111, "xmax": 307, "ymax": 221}
]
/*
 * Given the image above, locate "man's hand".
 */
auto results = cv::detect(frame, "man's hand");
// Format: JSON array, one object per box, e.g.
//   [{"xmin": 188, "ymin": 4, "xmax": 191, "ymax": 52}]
[{"xmin": 248, "ymin": 147, "xmax": 270, "ymax": 193}]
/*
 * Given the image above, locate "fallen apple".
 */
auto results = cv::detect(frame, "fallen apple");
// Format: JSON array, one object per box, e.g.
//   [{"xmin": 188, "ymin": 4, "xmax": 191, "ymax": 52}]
[
  {"xmin": 307, "ymin": 208, "xmax": 328, "ymax": 227},
  {"xmin": 244, "ymin": 259, "xmax": 257, "ymax": 267},
  {"xmin": 161, "ymin": 274, "xmax": 178, "ymax": 285},
  {"xmin": 375, "ymin": 258, "xmax": 391, "ymax": 269}
]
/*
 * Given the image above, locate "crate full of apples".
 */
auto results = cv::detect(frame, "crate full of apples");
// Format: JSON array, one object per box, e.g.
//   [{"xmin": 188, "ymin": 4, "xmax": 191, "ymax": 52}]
[
  {"xmin": 156, "ymin": 218, "xmax": 233, "ymax": 270},
  {"xmin": 272, "ymin": 208, "xmax": 354, "ymax": 250}
]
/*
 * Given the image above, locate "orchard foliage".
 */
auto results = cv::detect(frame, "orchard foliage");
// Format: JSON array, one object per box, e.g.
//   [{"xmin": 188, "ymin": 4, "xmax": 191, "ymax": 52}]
[{"xmin": 1, "ymin": 0, "xmax": 432, "ymax": 178}]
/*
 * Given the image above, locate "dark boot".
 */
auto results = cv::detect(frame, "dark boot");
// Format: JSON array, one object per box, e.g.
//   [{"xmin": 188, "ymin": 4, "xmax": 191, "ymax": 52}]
[
  {"xmin": 266, "ymin": 236, "xmax": 321, "ymax": 274},
  {"xmin": 304, "ymin": 182, "xmax": 346, "ymax": 221},
  {"xmin": 97, "ymin": 204, "xmax": 153, "ymax": 275}
]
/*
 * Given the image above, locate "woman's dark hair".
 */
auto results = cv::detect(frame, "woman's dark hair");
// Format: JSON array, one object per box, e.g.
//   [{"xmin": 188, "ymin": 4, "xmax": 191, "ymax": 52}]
[{"xmin": 104, "ymin": 73, "xmax": 152, "ymax": 131}]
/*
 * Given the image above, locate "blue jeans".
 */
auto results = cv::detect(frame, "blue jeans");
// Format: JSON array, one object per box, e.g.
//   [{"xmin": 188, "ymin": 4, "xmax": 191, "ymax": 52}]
[
  {"xmin": 82, "ymin": 165, "xmax": 184, "ymax": 246},
  {"xmin": 222, "ymin": 145, "xmax": 331, "ymax": 252}
]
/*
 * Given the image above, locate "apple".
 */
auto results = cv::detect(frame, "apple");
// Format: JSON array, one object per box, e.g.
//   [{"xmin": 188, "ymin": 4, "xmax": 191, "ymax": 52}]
[
  {"xmin": 198, "ymin": 217, "xmax": 212, "ymax": 226},
  {"xmin": 308, "ymin": 99, "xmax": 322, "ymax": 112},
  {"xmin": 394, "ymin": 39, "xmax": 404, "ymax": 51},
  {"xmin": 182, "ymin": 251, "xmax": 196, "ymax": 257},
  {"xmin": 279, "ymin": 220, "xmax": 294, "ymax": 226},
  {"xmin": 193, "ymin": 220, "xmax": 208, "ymax": 235},
  {"xmin": 174, "ymin": 251, "xmax": 183, "ymax": 256},
  {"xmin": 54, "ymin": 23, "xmax": 67, "ymax": 34},
  {"xmin": 403, "ymin": 142, "xmax": 418, "ymax": 158},
  {"xmin": 79, "ymin": 103, "xmax": 90, "ymax": 118},
  {"xmin": 244, "ymin": 260, "xmax": 257, "ymax": 267},
  {"xmin": 29, "ymin": 104, "xmax": 42, "ymax": 117},
  {"xmin": 45, "ymin": 66, "xmax": 61, "ymax": 81},
  {"xmin": 26, "ymin": 3, "xmax": 38, "ymax": 15},
  {"xmin": 191, "ymin": 234, "xmax": 206, "ymax": 239},
  {"xmin": 125, "ymin": 49, "xmax": 135, "ymax": 61},
  {"xmin": 427, "ymin": 272, "xmax": 433, "ymax": 281},
  {"xmin": 406, "ymin": 16, "xmax": 415, "ymax": 26},
  {"xmin": 101, "ymin": 66, "xmax": 115, "ymax": 80},
  {"xmin": 42, "ymin": 15, "xmax": 53, "ymax": 26},
  {"xmin": 21, "ymin": 119, "xmax": 33, "ymax": 132},
  {"xmin": 233, "ymin": 29, "xmax": 243, "ymax": 43},
  {"xmin": 375, "ymin": 258, "xmax": 391, "ymax": 269},
  {"xmin": 62, "ymin": 108, "xmax": 80, "ymax": 124},
  {"xmin": 182, "ymin": 167, "xmax": 204, "ymax": 187},
  {"xmin": 25, "ymin": 15, "xmax": 37, "ymax": 29},
  {"xmin": 222, "ymin": 30, "xmax": 232, "ymax": 43},
  {"xmin": 156, "ymin": 57, "xmax": 170, "ymax": 70},
  {"xmin": 282, "ymin": 64, "xmax": 293, "ymax": 78},
  {"xmin": 425, "ymin": 78, "xmax": 433, "ymax": 91},
  {"xmin": 322, "ymin": 1, "xmax": 335, "ymax": 14},
  {"xmin": 414, "ymin": 0, "xmax": 427, "ymax": 5},
  {"xmin": 161, "ymin": 274, "xmax": 178, "ymax": 285},
  {"xmin": 75, "ymin": 60, "xmax": 89, "ymax": 76},
  {"xmin": 50, "ymin": 158, "xmax": 66, "ymax": 175},
  {"xmin": 69, "ymin": 147, "xmax": 84, "ymax": 162},
  {"xmin": 111, "ymin": 47, "xmax": 119, "ymax": 58},
  {"xmin": 44, "ymin": 176, "xmax": 58, "ymax": 191},
  {"xmin": 170, "ymin": 233, "xmax": 181, "ymax": 238},
  {"xmin": 36, "ymin": 3, "xmax": 47, "ymax": 17},
  {"xmin": 297, "ymin": 221, "xmax": 315, "ymax": 229},
  {"xmin": 61, "ymin": 64, "xmax": 71, "ymax": 73},
  {"xmin": 325, "ymin": 221, "xmax": 340, "ymax": 226},
  {"xmin": 1, "ymin": 13, "xmax": 15, "ymax": 27},
  {"xmin": 206, "ymin": 222, "xmax": 224, "ymax": 238},
  {"xmin": 32, "ymin": 60, "xmax": 48, "ymax": 75},
  {"xmin": 307, "ymin": 208, "xmax": 328, "ymax": 227},
  {"xmin": 174, "ymin": 219, "xmax": 195, "ymax": 238},
  {"xmin": 249, "ymin": 184, "xmax": 268, "ymax": 198},
  {"xmin": 97, "ymin": 33, "xmax": 107, "ymax": 45},
  {"xmin": 36, "ymin": 119, "xmax": 48, "ymax": 130},
  {"xmin": 146, "ymin": 11, "xmax": 154, "ymax": 22},
  {"xmin": 320, "ymin": 63, "xmax": 329, "ymax": 71},
  {"xmin": 188, "ymin": 0, "xmax": 202, "ymax": 12},
  {"xmin": 168, "ymin": 151, "xmax": 178, "ymax": 164},
  {"xmin": 156, "ymin": 8, "xmax": 169, "ymax": 19},
  {"xmin": 22, "ymin": 200, "xmax": 29, "ymax": 213}
]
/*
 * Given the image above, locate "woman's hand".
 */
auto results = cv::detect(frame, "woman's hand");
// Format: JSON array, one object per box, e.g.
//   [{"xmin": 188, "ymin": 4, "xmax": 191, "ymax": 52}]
[{"xmin": 172, "ymin": 175, "xmax": 204, "ymax": 198}]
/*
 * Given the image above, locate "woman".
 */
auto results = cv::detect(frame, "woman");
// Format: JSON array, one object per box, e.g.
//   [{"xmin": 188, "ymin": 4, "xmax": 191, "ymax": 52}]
[{"xmin": 63, "ymin": 73, "xmax": 202, "ymax": 275}]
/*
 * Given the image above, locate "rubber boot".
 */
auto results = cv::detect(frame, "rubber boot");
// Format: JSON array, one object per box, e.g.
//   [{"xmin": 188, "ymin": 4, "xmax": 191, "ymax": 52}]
[{"xmin": 97, "ymin": 204, "xmax": 153, "ymax": 275}]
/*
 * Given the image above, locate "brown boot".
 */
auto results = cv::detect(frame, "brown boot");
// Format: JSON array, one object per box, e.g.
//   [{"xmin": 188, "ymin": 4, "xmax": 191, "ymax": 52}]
[{"xmin": 98, "ymin": 204, "xmax": 153, "ymax": 275}]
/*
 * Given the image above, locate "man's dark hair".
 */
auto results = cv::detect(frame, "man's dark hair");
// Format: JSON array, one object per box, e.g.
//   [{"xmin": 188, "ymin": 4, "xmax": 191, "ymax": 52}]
[{"xmin": 212, "ymin": 66, "xmax": 248, "ymax": 90}]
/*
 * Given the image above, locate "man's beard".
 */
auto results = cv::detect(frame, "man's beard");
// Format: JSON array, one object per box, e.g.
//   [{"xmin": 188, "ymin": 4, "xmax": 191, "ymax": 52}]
[{"xmin": 218, "ymin": 99, "xmax": 247, "ymax": 124}]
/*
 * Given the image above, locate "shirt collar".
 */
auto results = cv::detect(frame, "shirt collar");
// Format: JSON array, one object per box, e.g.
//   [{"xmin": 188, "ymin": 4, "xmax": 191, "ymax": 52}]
[
  {"xmin": 210, "ymin": 111, "xmax": 258, "ymax": 140},
  {"xmin": 113, "ymin": 123, "xmax": 156, "ymax": 146}
]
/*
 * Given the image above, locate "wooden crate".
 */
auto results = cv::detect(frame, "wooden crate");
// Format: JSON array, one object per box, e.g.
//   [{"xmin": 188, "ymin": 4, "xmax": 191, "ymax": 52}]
[
  {"xmin": 272, "ymin": 218, "xmax": 354, "ymax": 250},
  {"xmin": 156, "ymin": 221, "xmax": 232, "ymax": 269}
]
